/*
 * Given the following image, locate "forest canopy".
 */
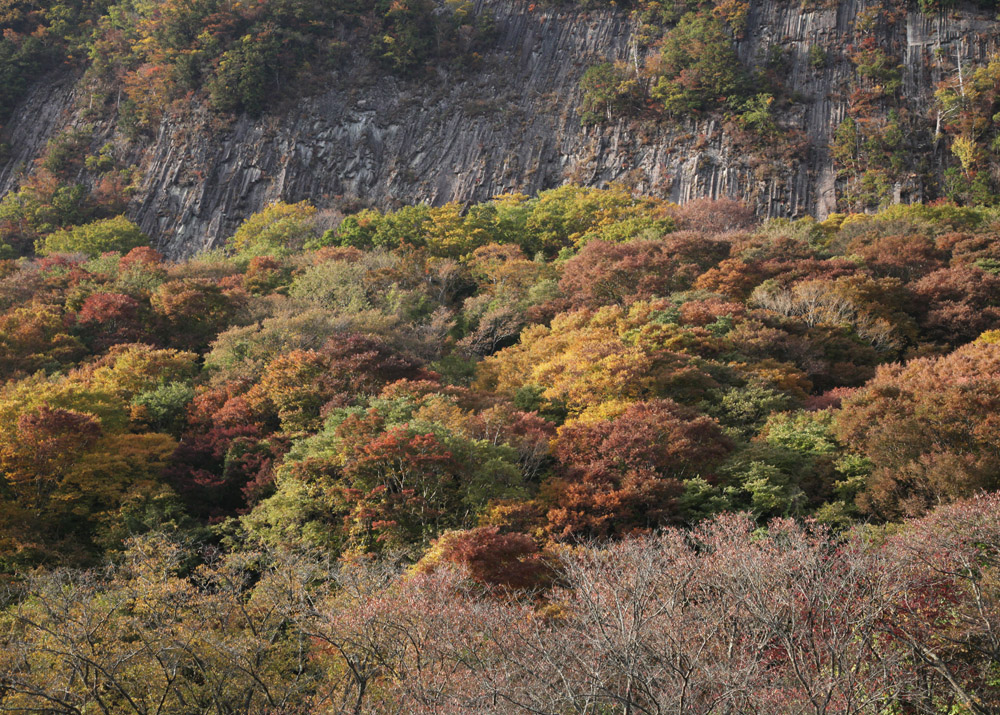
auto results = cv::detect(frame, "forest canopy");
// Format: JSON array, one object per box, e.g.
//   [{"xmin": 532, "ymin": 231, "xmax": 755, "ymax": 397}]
[
  {"xmin": 0, "ymin": 187, "xmax": 997, "ymax": 710},
  {"xmin": 0, "ymin": 188, "xmax": 997, "ymax": 564}
]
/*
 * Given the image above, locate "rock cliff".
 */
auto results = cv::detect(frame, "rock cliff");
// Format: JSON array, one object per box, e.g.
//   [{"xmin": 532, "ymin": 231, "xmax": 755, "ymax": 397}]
[{"xmin": 2, "ymin": 0, "xmax": 998, "ymax": 257}]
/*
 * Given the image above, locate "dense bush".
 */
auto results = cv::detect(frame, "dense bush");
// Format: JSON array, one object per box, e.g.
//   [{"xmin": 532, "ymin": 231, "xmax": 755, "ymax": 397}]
[
  {"xmin": 1, "ymin": 496, "xmax": 998, "ymax": 712},
  {"xmin": 652, "ymin": 11, "xmax": 750, "ymax": 115},
  {"xmin": 35, "ymin": 215, "xmax": 149, "ymax": 256}
]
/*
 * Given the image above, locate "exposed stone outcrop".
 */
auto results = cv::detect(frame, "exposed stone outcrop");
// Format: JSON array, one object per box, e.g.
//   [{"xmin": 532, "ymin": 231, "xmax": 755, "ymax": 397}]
[{"xmin": 2, "ymin": 0, "xmax": 998, "ymax": 257}]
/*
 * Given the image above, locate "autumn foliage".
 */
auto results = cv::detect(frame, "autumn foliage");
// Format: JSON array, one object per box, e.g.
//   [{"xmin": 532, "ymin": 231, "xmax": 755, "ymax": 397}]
[{"xmin": 0, "ymin": 189, "xmax": 994, "ymax": 710}]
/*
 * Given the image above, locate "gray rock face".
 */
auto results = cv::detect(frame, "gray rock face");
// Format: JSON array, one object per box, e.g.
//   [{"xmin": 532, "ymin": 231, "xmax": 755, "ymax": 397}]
[{"xmin": 2, "ymin": 0, "xmax": 998, "ymax": 257}]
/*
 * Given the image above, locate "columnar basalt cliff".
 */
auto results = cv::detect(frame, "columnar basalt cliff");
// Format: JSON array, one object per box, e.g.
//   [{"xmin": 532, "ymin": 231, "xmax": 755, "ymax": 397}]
[{"xmin": 1, "ymin": 0, "xmax": 998, "ymax": 257}]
